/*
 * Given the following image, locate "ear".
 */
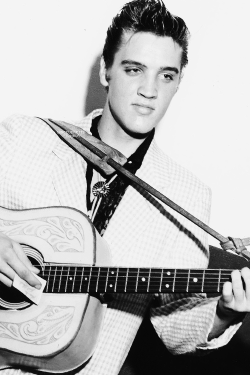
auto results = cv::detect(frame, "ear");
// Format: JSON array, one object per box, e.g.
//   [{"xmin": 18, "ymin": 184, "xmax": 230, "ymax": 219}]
[
  {"xmin": 176, "ymin": 71, "xmax": 184, "ymax": 92},
  {"xmin": 99, "ymin": 57, "xmax": 109, "ymax": 88}
]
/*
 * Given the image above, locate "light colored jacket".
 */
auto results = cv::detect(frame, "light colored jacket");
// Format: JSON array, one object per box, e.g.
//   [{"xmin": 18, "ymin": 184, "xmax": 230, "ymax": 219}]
[{"xmin": 0, "ymin": 112, "xmax": 239, "ymax": 375}]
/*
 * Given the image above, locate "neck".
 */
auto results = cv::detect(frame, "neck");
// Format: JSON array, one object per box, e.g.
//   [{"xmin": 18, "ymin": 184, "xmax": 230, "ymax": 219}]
[{"xmin": 97, "ymin": 105, "xmax": 148, "ymax": 158}]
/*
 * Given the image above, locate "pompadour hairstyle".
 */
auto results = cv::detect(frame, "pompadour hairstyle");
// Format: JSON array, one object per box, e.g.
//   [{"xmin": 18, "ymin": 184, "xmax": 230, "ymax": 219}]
[{"xmin": 103, "ymin": 0, "xmax": 190, "ymax": 71}]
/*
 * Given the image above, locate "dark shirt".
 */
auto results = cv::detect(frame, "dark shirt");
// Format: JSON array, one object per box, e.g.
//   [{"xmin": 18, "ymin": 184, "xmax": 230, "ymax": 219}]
[{"xmin": 86, "ymin": 116, "xmax": 154, "ymax": 235}]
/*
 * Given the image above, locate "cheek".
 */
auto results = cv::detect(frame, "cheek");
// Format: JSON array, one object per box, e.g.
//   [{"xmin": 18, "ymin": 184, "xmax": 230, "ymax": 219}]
[
  {"xmin": 160, "ymin": 87, "xmax": 176, "ymax": 109},
  {"xmin": 109, "ymin": 78, "xmax": 132, "ymax": 107}
]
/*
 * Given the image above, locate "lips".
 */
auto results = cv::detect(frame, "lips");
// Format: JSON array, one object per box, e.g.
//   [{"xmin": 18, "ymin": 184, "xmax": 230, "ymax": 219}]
[{"xmin": 133, "ymin": 103, "xmax": 155, "ymax": 115}]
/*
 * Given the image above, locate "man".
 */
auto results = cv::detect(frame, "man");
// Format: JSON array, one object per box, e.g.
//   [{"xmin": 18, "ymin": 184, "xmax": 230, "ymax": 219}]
[{"xmin": 0, "ymin": 1, "xmax": 250, "ymax": 374}]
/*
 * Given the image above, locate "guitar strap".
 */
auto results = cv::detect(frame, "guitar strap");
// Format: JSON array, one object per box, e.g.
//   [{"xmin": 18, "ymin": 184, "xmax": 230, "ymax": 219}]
[{"xmin": 38, "ymin": 117, "xmax": 250, "ymax": 261}]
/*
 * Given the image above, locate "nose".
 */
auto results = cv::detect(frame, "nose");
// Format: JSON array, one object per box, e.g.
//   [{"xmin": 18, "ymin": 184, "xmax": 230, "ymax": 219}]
[{"xmin": 137, "ymin": 76, "xmax": 157, "ymax": 99}]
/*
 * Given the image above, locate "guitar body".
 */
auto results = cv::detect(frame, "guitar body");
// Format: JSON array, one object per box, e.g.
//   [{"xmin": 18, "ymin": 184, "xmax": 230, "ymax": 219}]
[
  {"xmin": 0, "ymin": 206, "xmax": 248, "ymax": 373},
  {"xmin": 0, "ymin": 206, "xmax": 111, "ymax": 373}
]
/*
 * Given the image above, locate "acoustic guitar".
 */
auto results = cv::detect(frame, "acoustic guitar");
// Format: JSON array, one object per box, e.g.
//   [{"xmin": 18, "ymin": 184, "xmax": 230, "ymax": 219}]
[{"xmin": 0, "ymin": 206, "xmax": 246, "ymax": 373}]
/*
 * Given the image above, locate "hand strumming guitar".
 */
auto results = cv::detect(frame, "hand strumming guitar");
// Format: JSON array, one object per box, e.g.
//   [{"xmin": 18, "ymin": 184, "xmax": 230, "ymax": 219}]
[{"xmin": 0, "ymin": 233, "xmax": 41, "ymax": 289}]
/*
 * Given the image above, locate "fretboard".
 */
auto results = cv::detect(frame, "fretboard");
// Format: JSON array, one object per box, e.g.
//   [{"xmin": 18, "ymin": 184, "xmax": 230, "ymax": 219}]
[{"xmin": 38, "ymin": 265, "xmax": 234, "ymax": 294}]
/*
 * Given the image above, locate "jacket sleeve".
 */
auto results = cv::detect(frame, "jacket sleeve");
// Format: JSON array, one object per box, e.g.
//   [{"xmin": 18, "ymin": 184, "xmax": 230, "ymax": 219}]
[{"xmin": 150, "ymin": 183, "xmax": 242, "ymax": 354}]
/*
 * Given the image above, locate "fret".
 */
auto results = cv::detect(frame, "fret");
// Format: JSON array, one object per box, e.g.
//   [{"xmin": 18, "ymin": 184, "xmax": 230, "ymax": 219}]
[
  {"xmin": 126, "ymin": 268, "xmax": 138, "ymax": 292},
  {"xmin": 114, "ymin": 267, "xmax": 119, "ymax": 292},
  {"xmin": 73, "ymin": 266, "xmax": 83, "ymax": 293},
  {"xmin": 149, "ymin": 268, "xmax": 162, "ymax": 293},
  {"xmin": 64, "ymin": 267, "xmax": 70, "ymax": 292},
  {"xmin": 137, "ymin": 268, "xmax": 150, "ymax": 293},
  {"xmin": 116, "ymin": 268, "xmax": 127, "ymax": 292},
  {"xmin": 106, "ymin": 268, "xmax": 117, "ymax": 293},
  {"xmin": 45, "ymin": 266, "xmax": 51, "ymax": 293},
  {"xmin": 201, "ymin": 269, "xmax": 205, "ymax": 292},
  {"xmin": 87, "ymin": 267, "xmax": 92, "ymax": 293},
  {"xmin": 173, "ymin": 269, "xmax": 176, "ymax": 292},
  {"xmin": 174, "ymin": 270, "xmax": 189, "ymax": 292},
  {"xmin": 97, "ymin": 267, "xmax": 108, "ymax": 293},
  {"xmin": 79, "ymin": 267, "xmax": 84, "ymax": 292},
  {"xmin": 217, "ymin": 269, "xmax": 221, "ymax": 293},
  {"xmin": 203, "ymin": 269, "xmax": 220, "ymax": 293},
  {"xmin": 71, "ymin": 267, "xmax": 77, "ymax": 292},
  {"xmin": 125, "ymin": 268, "xmax": 129, "ymax": 292},
  {"xmin": 159, "ymin": 269, "xmax": 163, "ymax": 292},
  {"xmin": 96, "ymin": 268, "xmax": 101, "ymax": 292},
  {"xmin": 135, "ymin": 269, "xmax": 139, "ymax": 292},
  {"xmin": 161, "ymin": 270, "xmax": 174, "ymax": 292},
  {"xmin": 81, "ymin": 267, "xmax": 91, "ymax": 293},
  {"xmin": 64, "ymin": 267, "xmax": 75, "ymax": 293},
  {"xmin": 58, "ymin": 267, "xmax": 63, "ymax": 292},
  {"xmin": 147, "ymin": 269, "xmax": 151, "ymax": 292},
  {"xmin": 188, "ymin": 270, "xmax": 204, "ymax": 292},
  {"xmin": 51, "ymin": 268, "xmax": 56, "ymax": 293},
  {"xmin": 88, "ymin": 267, "xmax": 99, "ymax": 292},
  {"xmin": 52, "ymin": 266, "xmax": 57, "ymax": 293},
  {"xmin": 104, "ymin": 268, "xmax": 109, "ymax": 293},
  {"xmin": 186, "ymin": 269, "xmax": 190, "ymax": 292}
]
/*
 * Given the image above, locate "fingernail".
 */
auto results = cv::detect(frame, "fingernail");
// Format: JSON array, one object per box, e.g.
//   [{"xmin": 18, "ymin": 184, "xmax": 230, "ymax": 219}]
[{"xmin": 35, "ymin": 284, "xmax": 42, "ymax": 289}]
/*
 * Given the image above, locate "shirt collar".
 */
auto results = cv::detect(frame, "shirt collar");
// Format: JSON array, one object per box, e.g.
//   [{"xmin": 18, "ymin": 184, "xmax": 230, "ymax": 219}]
[{"xmin": 90, "ymin": 115, "xmax": 155, "ymax": 173}]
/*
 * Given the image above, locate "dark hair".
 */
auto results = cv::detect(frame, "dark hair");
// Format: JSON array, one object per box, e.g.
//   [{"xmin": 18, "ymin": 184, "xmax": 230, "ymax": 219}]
[{"xmin": 103, "ymin": 0, "xmax": 190, "ymax": 71}]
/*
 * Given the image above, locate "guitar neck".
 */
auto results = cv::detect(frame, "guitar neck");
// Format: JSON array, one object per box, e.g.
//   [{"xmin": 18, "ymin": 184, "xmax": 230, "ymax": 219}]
[{"xmin": 38, "ymin": 265, "xmax": 234, "ymax": 294}]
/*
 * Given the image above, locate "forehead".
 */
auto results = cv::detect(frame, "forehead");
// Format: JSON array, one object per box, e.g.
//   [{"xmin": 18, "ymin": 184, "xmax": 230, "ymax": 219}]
[{"xmin": 112, "ymin": 31, "xmax": 182, "ymax": 71}]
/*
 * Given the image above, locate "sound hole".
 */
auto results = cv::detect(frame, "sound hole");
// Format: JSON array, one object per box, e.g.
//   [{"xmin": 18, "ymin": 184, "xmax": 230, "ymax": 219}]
[{"xmin": 0, "ymin": 284, "xmax": 31, "ymax": 309}]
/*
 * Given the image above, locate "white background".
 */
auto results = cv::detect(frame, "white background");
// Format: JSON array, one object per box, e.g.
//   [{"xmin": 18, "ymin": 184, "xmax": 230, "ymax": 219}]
[{"xmin": 0, "ymin": 0, "xmax": 249, "ymax": 248}]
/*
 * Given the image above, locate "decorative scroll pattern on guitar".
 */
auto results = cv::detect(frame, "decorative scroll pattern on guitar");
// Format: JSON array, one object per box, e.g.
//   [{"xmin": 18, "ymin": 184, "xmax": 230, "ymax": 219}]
[
  {"xmin": 0, "ymin": 216, "xmax": 85, "ymax": 252},
  {"xmin": 0, "ymin": 305, "xmax": 74, "ymax": 345}
]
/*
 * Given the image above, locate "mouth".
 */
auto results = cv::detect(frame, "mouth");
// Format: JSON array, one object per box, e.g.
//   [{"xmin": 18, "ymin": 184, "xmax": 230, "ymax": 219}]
[{"xmin": 132, "ymin": 103, "xmax": 155, "ymax": 115}]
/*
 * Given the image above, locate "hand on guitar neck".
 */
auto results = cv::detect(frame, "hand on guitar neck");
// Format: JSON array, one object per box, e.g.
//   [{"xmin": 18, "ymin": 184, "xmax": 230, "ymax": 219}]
[
  {"xmin": 209, "ymin": 267, "xmax": 250, "ymax": 340},
  {"xmin": 0, "ymin": 233, "xmax": 41, "ymax": 289}
]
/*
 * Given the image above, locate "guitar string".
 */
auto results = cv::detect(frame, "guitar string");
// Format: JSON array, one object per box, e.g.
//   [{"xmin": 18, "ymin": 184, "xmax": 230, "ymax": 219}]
[
  {"xmin": 34, "ymin": 267, "xmax": 232, "ymax": 292},
  {"xmin": 36, "ymin": 269, "xmax": 233, "ymax": 277}
]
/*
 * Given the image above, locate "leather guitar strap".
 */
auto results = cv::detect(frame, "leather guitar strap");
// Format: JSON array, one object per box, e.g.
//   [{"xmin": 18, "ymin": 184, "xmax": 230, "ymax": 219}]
[{"xmin": 39, "ymin": 117, "xmax": 250, "ymax": 261}]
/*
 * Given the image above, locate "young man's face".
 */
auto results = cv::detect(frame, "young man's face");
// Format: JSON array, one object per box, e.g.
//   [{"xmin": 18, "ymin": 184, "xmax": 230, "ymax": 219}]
[{"xmin": 100, "ymin": 31, "xmax": 182, "ymax": 138}]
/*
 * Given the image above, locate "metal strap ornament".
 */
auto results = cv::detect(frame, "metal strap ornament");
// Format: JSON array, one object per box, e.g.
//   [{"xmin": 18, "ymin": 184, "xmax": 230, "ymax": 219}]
[{"xmin": 92, "ymin": 181, "xmax": 110, "ymax": 197}]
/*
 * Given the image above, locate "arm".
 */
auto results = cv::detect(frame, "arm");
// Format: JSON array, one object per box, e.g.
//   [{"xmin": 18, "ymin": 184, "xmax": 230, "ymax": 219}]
[{"xmin": 150, "ymin": 181, "xmax": 244, "ymax": 354}]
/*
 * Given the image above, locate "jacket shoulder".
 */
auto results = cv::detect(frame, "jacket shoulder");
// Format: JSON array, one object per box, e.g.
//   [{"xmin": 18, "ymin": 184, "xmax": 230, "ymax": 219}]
[
  {"xmin": 153, "ymin": 142, "xmax": 210, "ymax": 192},
  {"xmin": 0, "ymin": 114, "xmax": 58, "ymax": 149}
]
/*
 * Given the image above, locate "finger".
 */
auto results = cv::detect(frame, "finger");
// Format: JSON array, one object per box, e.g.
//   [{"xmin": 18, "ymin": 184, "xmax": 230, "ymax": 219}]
[
  {"xmin": 0, "ymin": 273, "xmax": 13, "ymax": 288},
  {"xmin": 6, "ymin": 250, "xmax": 41, "ymax": 289},
  {"xmin": 231, "ymin": 270, "xmax": 244, "ymax": 302},
  {"xmin": 0, "ymin": 263, "xmax": 16, "ymax": 287},
  {"xmin": 12, "ymin": 242, "xmax": 40, "ymax": 274},
  {"xmin": 241, "ymin": 267, "xmax": 250, "ymax": 301},
  {"xmin": 222, "ymin": 281, "xmax": 233, "ymax": 304}
]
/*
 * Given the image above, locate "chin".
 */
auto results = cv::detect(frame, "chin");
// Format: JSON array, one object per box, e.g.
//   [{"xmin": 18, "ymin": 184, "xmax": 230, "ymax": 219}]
[{"xmin": 123, "ymin": 126, "xmax": 154, "ymax": 140}]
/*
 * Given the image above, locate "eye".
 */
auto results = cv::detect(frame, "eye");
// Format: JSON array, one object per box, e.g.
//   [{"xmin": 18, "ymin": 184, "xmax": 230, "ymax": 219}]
[
  {"xmin": 124, "ymin": 67, "xmax": 142, "ymax": 75},
  {"xmin": 160, "ymin": 73, "xmax": 174, "ymax": 82}
]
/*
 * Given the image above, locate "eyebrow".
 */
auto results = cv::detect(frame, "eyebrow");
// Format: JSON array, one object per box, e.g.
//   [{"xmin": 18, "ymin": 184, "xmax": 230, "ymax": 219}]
[{"xmin": 121, "ymin": 59, "xmax": 179, "ymax": 75}]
